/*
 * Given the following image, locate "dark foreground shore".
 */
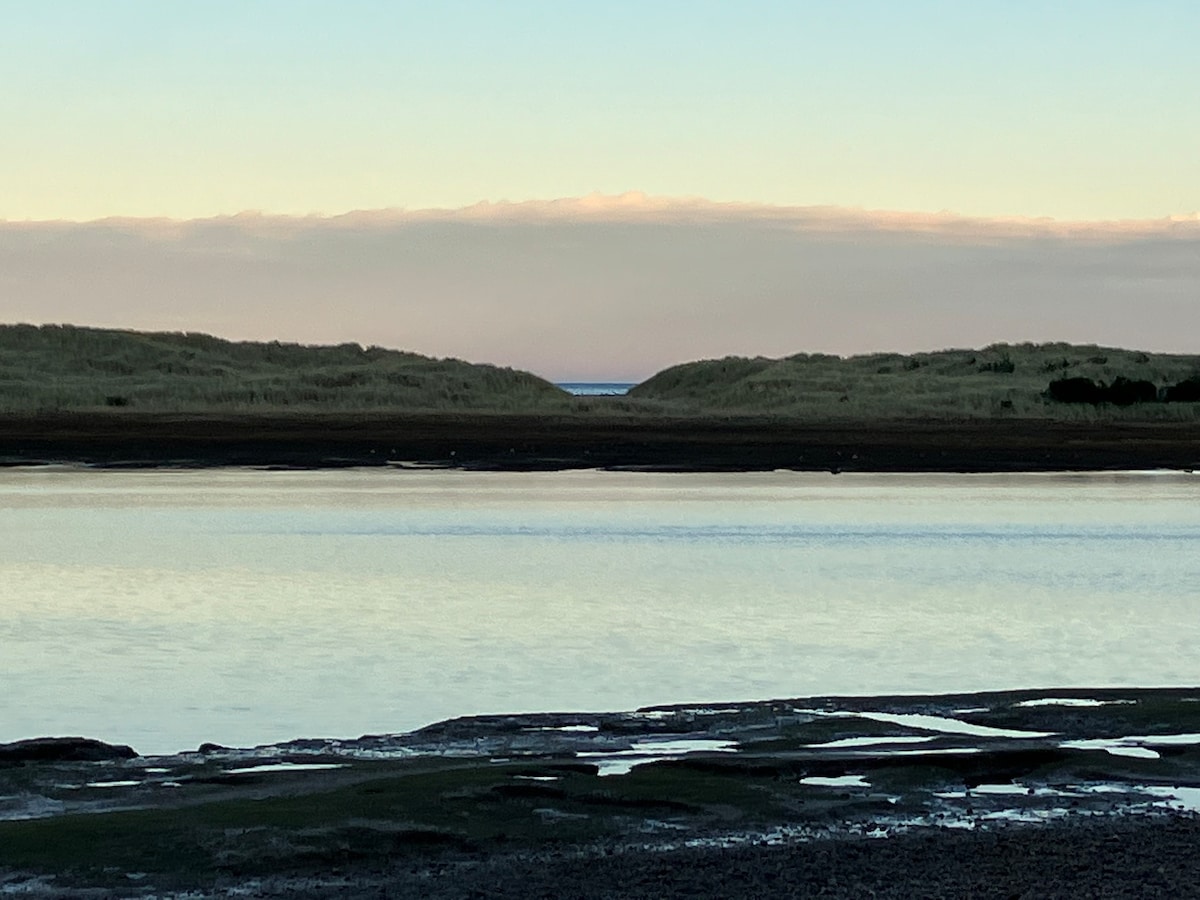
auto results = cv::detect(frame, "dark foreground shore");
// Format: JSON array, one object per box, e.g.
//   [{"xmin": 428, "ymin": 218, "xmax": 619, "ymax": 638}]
[
  {"xmin": 7, "ymin": 818, "xmax": 1198, "ymax": 898},
  {"xmin": 299, "ymin": 817, "xmax": 1200, "ymax": 899},
  {"xmin": 2, "ymin": 411, "xmax": 1199, "ymax": 471},
  {"xmin": 3, "ymin": 687, "xmax": 1199, "ymax": 897}
]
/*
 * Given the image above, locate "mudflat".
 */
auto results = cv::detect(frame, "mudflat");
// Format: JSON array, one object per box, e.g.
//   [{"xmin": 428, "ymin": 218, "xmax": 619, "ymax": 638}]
[
  {"xmin": 3, "ymin": 411, "xmax": 1199, "ymax": 471},
  {"xmin": 2, "ymin": 687, "xmax": 1198, "ymax": 897},
  {"xmin": 371, "ymin": 819, "xmax": 1200, "ymax": 899}
]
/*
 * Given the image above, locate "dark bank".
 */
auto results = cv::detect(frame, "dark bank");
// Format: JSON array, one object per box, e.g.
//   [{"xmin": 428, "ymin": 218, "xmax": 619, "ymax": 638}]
[{"xmin": 3, "ymin": 411, "xmax": 1200, "ymax": 472}]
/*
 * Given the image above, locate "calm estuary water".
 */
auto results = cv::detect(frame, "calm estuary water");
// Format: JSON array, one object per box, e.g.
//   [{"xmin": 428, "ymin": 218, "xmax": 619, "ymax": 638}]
[{"xmin": 2, "ymin": 468, "xmax": 1198, "ymax": 755}]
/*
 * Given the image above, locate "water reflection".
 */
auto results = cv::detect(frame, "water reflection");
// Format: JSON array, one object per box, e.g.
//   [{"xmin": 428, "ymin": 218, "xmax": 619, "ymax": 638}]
[{"xmin": 1, "ymin": 468, "xmax": 1197, "ymax": 754}]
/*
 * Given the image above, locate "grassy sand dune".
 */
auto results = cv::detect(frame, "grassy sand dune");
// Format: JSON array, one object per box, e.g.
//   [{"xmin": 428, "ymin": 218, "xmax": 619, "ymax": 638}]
[
  {"xmin": 630, "ymin": 343, "xmax": 1200, "ymax": 419},
  {"xmin": 3, "ymin": 326, "xmax": 1199, "ymax": 469},
  {"xmin": 5, "ymin": 325, "xmax": 1199, "ymax": 421},
  {"xmin": 0, "ymin": 324, "xmax": 569, "ymax": 413}
]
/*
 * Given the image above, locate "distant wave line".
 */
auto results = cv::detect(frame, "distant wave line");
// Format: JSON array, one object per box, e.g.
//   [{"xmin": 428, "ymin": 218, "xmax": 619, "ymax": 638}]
[
  {"xmin": 556, "ymin": 382, "xmax": 635, "ymax": 396},
  {"xmin": 246, "ymin": 525, "xmax": 1200, "ymax": 543}
]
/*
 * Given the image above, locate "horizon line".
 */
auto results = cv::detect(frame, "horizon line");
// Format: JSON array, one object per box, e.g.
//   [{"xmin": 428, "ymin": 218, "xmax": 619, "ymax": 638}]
[{"xmin": 5, "ymin": 193, "xmax": 1200, "ymax": 239}]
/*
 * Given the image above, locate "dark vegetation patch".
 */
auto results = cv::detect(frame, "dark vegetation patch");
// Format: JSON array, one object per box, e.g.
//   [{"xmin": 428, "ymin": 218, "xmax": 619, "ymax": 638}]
[
  {"xmin": 1045, "ymin": 374, "xmax": 1200, "ymax": 406},
  {"xmin": 1166, "ymin": 376, "xmax": 1200, "ymax": 402}
]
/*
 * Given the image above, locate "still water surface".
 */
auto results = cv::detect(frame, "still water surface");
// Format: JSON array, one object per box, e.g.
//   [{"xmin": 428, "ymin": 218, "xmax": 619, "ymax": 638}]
[{"xmin": 2, "ymin": 468, "xmax": 1198, "ymax": 755}]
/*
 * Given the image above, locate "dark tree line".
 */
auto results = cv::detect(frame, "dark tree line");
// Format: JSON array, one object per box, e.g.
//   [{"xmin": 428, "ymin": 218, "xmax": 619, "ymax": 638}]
[{"xmin": 1047, "ymin": 376, "xmax": 1200, "ymax": 405}]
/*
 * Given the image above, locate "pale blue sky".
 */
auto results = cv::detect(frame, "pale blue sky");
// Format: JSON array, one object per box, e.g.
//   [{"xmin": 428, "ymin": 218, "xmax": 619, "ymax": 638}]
[{"xmin": 3, "ymin": 1, "xmax": 1198, "ymax": 220}]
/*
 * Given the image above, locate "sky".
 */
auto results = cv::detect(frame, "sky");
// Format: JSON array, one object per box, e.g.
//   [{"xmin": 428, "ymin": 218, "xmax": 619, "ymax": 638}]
[{"xmin": 2, "ymin": 1, "xmax": 1199, "ymax": 379}]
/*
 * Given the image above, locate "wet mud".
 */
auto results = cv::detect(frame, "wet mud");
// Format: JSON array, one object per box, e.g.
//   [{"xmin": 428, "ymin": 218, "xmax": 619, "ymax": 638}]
[
  {"xmin": 2, "ymin": 411, "xmax": 1199, "ymax": 471},
  {"xmin": 2, "ymin": 687, "xmax": 1199, "ymax": 896}
]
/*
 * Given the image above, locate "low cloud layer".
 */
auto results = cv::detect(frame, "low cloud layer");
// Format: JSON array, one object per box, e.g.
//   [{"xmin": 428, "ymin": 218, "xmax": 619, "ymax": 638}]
[{"xmin": 3, "ymin": 196, "xmax": 1198, "ymax": 380}]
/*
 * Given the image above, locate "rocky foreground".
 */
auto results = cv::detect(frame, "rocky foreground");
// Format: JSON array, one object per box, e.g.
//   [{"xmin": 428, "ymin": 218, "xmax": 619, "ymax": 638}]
[{"xmin": 2, "ymin": 687, "xmax": 1199, "ymax": 898}]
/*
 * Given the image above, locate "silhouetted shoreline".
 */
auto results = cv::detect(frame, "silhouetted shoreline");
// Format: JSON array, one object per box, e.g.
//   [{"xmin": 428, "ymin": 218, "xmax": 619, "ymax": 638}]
[{"xmin": 2, "ymin": 411, "xmax": 1199, "ymax": 472}]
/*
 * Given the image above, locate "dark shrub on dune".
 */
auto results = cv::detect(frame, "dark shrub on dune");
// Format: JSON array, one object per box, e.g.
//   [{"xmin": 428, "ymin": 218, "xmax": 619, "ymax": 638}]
[
  {"xmin": 1047, "ymin": 376, "xmax": 1158, "ymax": 405},
  {"xmin": 1106, "ymin": 376, "xmax": 1157, "ymax": 406},
  {"xmin": 1165, "ymin": 377, "xmax": 1200, "ymax": 403},
  {"xmin": 1047, "ymin": 377, "xmax": 1106, "ymax": 404}
]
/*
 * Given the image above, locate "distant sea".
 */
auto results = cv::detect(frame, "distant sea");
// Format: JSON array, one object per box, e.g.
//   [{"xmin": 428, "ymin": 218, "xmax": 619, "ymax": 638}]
[{"xmin": 557, "ymin": 382, "xmax": 635, "ymax": 396}]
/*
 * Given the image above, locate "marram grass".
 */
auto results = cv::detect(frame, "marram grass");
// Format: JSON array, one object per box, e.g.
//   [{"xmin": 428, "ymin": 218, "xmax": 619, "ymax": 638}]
[
  {"xmin": 3, "ymin": 324, "xmax": 1198, "ymax": 420},
  {"xmin": 628, "ymin": 343, "xmax": 1200, "ymax": 420},
  {"xmin": 0, "ymin": 324, "xmax": 571, "ymax": 413}
]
